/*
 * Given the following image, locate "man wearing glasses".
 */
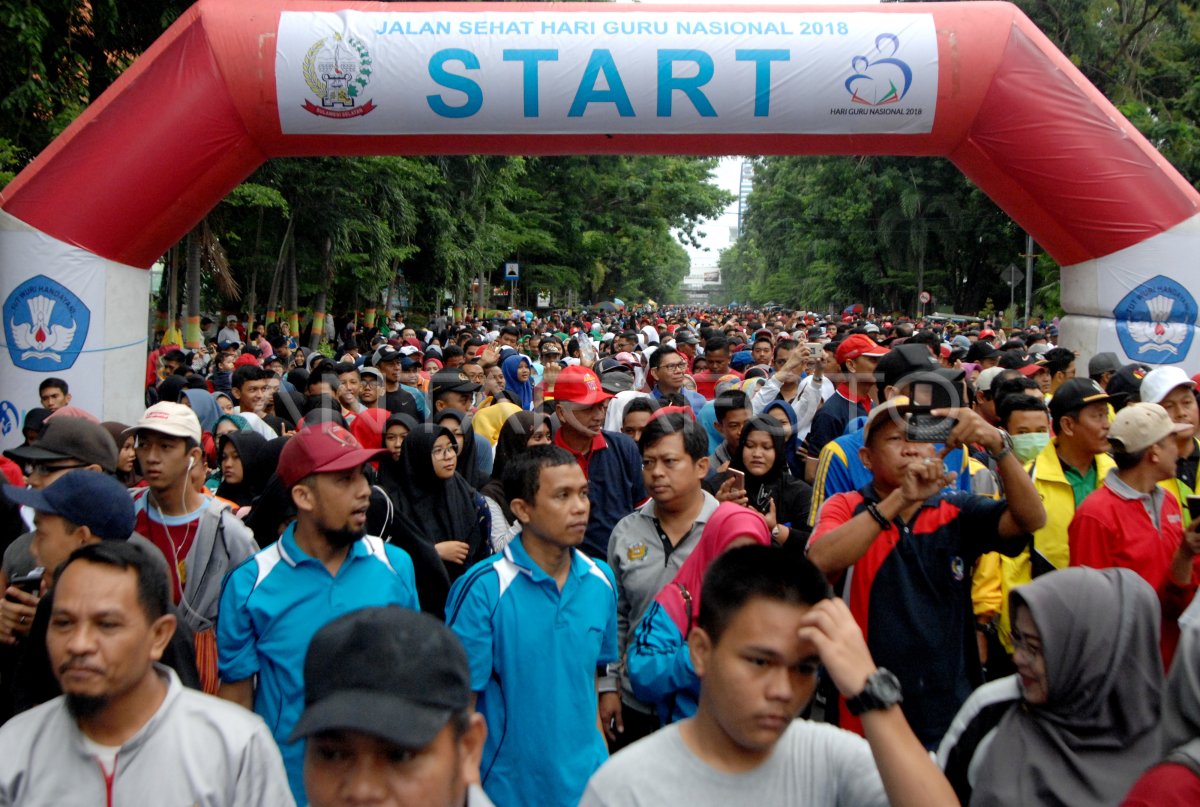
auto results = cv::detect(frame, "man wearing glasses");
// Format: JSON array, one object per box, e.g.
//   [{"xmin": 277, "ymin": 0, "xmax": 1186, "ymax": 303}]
[
  {"xmin": 0, "ymin": 417, "xmax": 119, "ymax": 647},
  {"xmin": 649, "ymin": 347, "xmax": 706, "ymax": 413}
]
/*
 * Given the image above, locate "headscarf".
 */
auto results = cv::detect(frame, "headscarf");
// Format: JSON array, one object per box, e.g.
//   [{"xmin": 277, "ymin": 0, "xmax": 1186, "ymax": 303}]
[
  {"xmin": 433, "ymin": 409, "xmax": 488, "ymax": 489},
  {"xmin": 389, "ymin": 423, "xmax": 489, "ymax": 616},
  {"xmin": 696, "ymin": 400, "xmax": 723, "ymax": 455},
  {"xmin": 1164, "ymin": 620, "xmax": 1200, "ymax": 768},
  {"xmin": 349, "ymin": 408, "xmax": 389, "ymax": 451},
  {"xmin": 212, "ymin": 391, "xmax": 234, "ymax": 413},
  {"xmin": 654, "ymin": 502, "xmax": 771, "ymax": 636},
  {"xmin": 472, "ymin": 401, "xmax": 522, "ymax": 446},
  {"xmin": 763, "ymin": 399, "xmax": 805, "ymax": 479},
  {"xmin": 971, "ymin": 567, "xmax": 1163, "ymax": 807},
  {"xmin": 214, "ymin": 431, "xmax": 271, "ymax": 507},
  {"xmin": 101, "ymin": 421, "xmax": 141, "ymax": 488},
  {"xmin": 732, "ymin": 415, "xmax": 790, "ymax": 513},
  {"xmin": 491, "ymin": 411, "xmax": 554, "ymax": 484},
  {"xmin": 214, "ymin": 413, "xmax": 249, "ymax": 434},
  {"xmin": 501, "ymin": 353, "xmax": 535, "ymax": 411},
  {"xmin": 181, "ymin": 389, "xmax": 221, "ymax": 434},
  {"xmin": 603, "ymin": 390, "xmax": 653, "ymax": 434}
]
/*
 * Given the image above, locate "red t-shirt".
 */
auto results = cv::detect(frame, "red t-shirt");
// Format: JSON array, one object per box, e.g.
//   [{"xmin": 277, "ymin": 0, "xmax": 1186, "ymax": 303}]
[
  {"xmin": 131, "ymin": 491, "xmax": 204, "ymax": 603},
  {"xmin": 1122, "ymin": 762, "xmax": 1200, "ymax": 806}
]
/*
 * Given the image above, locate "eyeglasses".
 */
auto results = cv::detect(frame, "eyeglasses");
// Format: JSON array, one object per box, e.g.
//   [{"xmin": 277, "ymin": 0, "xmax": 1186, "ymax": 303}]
[
  {"xmin": 361, "ymin": 378, "xmax": 383, "ymax": 387},
  {"xmin": 1007, "ymin": 628, "xmax": 1043, "ymax": 659},
  {"xmin": 25, "ymin": 462, "xmax": 88, "ymax": 477},
  {"xmin": 658, "ymin": 362, "xmax": 688, "ymax": 372},
  {"xmin": 432, "ymin": 446, "xmax": 458, "ymax": 458}
]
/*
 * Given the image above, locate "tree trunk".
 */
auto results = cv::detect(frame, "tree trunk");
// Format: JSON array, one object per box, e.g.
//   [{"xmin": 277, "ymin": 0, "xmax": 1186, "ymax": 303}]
[
  {"xmin": 287, "ymin": 243, "xmax": 300, "ymax": 341},
  {"xmin": 265, "ymin": 218, "xmax": 294, "ymax": 325},
  {"xmin": 309, "ymin": 236, "xmax": 332, "ymax": 352}
]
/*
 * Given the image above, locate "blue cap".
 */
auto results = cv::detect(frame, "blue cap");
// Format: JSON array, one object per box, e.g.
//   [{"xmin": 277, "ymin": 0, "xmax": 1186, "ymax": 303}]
[{"xmin": 2, "ymin": 471, "xmax": 134, "ymax": 541}]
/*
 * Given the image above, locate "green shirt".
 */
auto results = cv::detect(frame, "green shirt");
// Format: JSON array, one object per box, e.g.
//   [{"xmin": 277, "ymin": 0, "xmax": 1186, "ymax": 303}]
[{"xmin": 1061, "ymin": 460, "xmax": 1098, "ymax": 508}]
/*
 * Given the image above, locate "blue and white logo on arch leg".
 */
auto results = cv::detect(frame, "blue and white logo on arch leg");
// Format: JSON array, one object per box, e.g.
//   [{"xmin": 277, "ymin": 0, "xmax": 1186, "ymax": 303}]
[
  {"xmin": 3, "ymin": 275, "xmax": 91, "ymax": 371},
  {"xmin": 1114, "ymin": 275, "xmax": 1197, "ymax": 365}
]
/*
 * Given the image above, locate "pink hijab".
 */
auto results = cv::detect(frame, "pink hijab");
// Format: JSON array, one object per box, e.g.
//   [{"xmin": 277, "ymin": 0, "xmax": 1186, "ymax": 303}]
[{"xmin": 655, "ymin": 502, "xmax": 772, "ymax": 635}]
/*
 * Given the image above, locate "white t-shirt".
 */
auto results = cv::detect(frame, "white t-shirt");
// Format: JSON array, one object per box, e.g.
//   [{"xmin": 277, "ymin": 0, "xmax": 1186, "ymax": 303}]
[{"xmin": 579, "ymin": 720, "xmax": 888, "ymax": 806}]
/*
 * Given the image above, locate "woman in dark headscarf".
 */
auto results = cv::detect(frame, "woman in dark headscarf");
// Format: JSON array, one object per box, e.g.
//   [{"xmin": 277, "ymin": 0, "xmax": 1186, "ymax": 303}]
[
  {"xmin": 433, "ymin": 409, "xmax": 489, "ymax": 489},
  {"xmin": 763, "ymin": 398, "xmax": 806, "ymax": 479},
  {"xmin": 101, "ymin": 421, "xmax": 141, "ymax": 488},
  {"xmin": 938, "ymin": 567, "xmax": 1163, "ymax": 806},
  {"xmin": 480, "ymin": 411, "xmax": 553, "ymax": 550},
  {"xmin": 388, "ymin": 423, "xmax": 491, "ymax": 618},
  {"xmin": 726, "ymin": 415, "xmax": 811, "ymax": 548},
  {"xmin": 501, "ymin": 353, "xmax": 535, "ymax": 411},
  {"xmin": 214, "ymin": 431, "xmax": 271, "ymax": 508}
]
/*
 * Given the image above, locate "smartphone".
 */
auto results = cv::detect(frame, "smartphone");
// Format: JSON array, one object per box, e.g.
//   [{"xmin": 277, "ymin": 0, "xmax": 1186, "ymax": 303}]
[
  {"xmin": 905, "ymin": 379, "xmax": 957, "ymax": 443},
  {"xmin": 8, "ymin": 569, "xmax": 43, "ymax": 598},
  {"xmin": 727, "ymin": 468, "xmax": 746, "ymax": 491},
  {"xmin": 1187, "ymin": 496, "xmax": 1200, "ymax": 522}
]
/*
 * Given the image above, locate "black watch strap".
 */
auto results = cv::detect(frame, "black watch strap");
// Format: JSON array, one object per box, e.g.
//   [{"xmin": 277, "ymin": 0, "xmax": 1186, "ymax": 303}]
[{"xmin": 845, "ymin": 668, "xmax": 903, "ymax": 716}]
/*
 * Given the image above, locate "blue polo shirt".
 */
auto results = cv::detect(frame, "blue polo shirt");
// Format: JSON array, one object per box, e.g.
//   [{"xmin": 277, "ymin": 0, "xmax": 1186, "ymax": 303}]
[
  {"xmin": 446, "ymin": 537, "xmax": 619, "ymax": 807},
  {"xmin": 217, "ymin": 524, "xmax": 420, "ymax": 804}
]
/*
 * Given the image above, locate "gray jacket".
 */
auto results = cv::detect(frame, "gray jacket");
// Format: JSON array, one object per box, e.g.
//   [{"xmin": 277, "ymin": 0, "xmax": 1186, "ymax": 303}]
[
  {"xmin": 606, "ymin": 492, "xmax": 720, "ymax": 709},
  {"xmin": 0, "ymin": 665, "xmax": 295, "ymax": 806},
  {"xmin": 131, "ymin": 491, "xmax": 258, "ymax": 634}
]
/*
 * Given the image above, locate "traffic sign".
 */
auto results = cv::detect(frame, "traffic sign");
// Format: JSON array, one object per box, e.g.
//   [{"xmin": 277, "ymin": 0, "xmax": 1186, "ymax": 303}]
[
  {"xmin": 504, "ymin": 262, "xmax": 520, "ymax": 280},
  {"xmin": 1000, "ymin": 264, "xmax": 1024, "ymax": 286},
  {"xmin": 918, "ymin": 290, "xmax": 932, "ymax": 305}
]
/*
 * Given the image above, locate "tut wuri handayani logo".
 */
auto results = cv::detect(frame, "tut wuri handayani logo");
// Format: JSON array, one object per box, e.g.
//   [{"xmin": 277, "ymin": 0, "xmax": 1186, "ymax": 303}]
[
  {"xmin": 1114, "ymin": 274, "xmax": 1197, "ymax": 364},
  {"xmin": 4, "ymin": 275, "xmax": 91, "ymax": 372},
  {"xmin": 302, "ymin": 33, "xmax": 377, "ymax": 119}
]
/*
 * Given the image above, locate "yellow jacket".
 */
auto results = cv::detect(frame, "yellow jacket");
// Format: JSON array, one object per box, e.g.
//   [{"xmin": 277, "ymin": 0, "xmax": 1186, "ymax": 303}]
[{"xmin": 998, "ymin": 439, "xmax": 1115, "ymax": 649}]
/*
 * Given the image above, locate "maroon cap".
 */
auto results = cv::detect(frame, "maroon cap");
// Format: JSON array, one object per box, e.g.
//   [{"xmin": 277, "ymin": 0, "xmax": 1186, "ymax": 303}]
[
  {"xmin": 554, "ymin": 366, "xmax": 613, "ymax": 406},
  {"xmin": 277, "ymin": 422, "xmax": 387, "ymax": 488},
  {"xmin": 835, "ymin": 334, "xmax": 888, "ymax": 365}
]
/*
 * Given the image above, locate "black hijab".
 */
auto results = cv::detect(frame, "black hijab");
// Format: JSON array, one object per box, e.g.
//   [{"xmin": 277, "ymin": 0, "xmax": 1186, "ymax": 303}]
[
  {"xmin": 215, "ymin": 431, "xmax": 271, "ymax": 507},
  {"xmin": 433, "ymin": 409, "xmax": 488, "ymax": 489},
  {"xmin": 389, "ymin": 423, "xmax": 490, "ymax": 617},
  {"xmin": 483, "ymin": 411, "xmax": 553, "ymax": 524},
  {"xmin": 732, "ymin": 415, "xmax": 812, "ymax": 542}
]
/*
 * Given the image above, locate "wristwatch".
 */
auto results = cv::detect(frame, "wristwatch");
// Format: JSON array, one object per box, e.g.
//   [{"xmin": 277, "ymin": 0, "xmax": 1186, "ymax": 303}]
[
  {"xmin": 988, "ymin": 429, "xmax": 1014, "ymax": 463},
  {"xmin": 846, "ymin": 668, "xmax": 904, "ymax": 715}
]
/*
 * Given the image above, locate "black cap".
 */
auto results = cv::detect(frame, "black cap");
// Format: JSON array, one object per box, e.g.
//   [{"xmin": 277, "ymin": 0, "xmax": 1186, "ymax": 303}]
[
  {"xmin": 373, "ymin": 346, "xmax": 401, "ymax": 365},
  {"xmin": 874, "ymin": 343, "xmax": 938, "ymax": 395},
  {"xmin": 1049, "ymin": 377, "xmax": 1123, "ymax": 421},
  {"xmin": 1105, "ymin": 363, "xmax": 1150, "ymax": 406},
  {"xmin": 4, "ymin": 418, "xmax": 118, "ymax": 473},
  {"xmin": 430, "ymin": 370, "xmax": 481, "ymax": 398},
  {"xmin": 965, "ymin": 341, "xmax": 1000, "ymax": 363},
  {"xmin": 673, "ymin": 328, "xmax": 700, "ymax": 345},
  {"xmin": 290, "ymin": 607, "xmax": 471, "ymax": 747},
  {"xmin": 600, "ymin": 369, "xmax": 635, "ymax": 394}
]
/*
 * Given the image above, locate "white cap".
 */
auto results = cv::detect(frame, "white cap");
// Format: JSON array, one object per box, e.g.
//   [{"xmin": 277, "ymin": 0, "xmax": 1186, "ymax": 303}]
[
  {"xmin": 126, "ymin": 402, "xmax": 202, "ymax": 445},
  {"xmin": 976, "ymin": 366, "xmax": 1006, "ymax": 395},
  {"xmin": 1139, "ymin": 366, "xmax": 1196, "ymax": 404}
]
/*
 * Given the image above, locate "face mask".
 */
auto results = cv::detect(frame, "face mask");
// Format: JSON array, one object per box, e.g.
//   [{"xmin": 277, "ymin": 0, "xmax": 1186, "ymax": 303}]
[{"xmin": 1011, "ymin": 432, "xmax": 1050, "ymax": 463}]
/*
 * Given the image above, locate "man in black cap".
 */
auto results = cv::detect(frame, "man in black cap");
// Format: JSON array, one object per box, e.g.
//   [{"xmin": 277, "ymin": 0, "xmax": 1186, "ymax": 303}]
[
  {"xmin": 0, "ymin": 417, "xmax": 119, "ymax": 645},
  {"xmin": 1087, "ymin": 352, "xmax": 1121, "ymax": 390},
  {"xmin": 431, "ymin": 370, "xmax": 482, "ymax": 416},
  {"xmin": 374, "ymin": 346, "xmax": 420, "ymax": 421},
  {"xmin": 295, "ymin": 607, "xmax": 492, "ymax": 807}
]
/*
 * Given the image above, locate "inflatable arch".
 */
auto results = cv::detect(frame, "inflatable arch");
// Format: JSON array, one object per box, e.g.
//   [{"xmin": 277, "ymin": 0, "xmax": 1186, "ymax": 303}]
[{"xmin": 1, "ymin": 0, "xmax": 1197, "ymax": 442}]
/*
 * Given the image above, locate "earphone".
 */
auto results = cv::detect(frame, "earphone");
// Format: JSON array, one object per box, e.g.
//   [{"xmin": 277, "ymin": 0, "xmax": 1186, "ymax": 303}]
[{"xmin": 187, "ymin": 457, "xmax": 195, "ymax": 472}]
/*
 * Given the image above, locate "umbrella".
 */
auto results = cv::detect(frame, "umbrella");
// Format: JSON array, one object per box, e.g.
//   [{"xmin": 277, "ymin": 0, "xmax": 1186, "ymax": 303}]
[
  {"xmin": 596, "ymin": 301, "xmax": 619, "ymax": 312},
  {"xmin": 612, "ymin": 298, "xmax": 625, "ymax": 309}
]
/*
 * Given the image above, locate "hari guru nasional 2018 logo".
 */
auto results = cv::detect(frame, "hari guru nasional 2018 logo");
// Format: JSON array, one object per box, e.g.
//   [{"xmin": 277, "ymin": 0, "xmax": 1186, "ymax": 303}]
[
  {"xmin": 302, "ymin": 33, "xmax": 377, "ymax": 119},
  {"xmin": 845, "ymin": 33, "xmax": 914, "ymax": 106},
  {"xmin": 1114, "ymin": 275, "xmax": 1197, "ymax": 364},
  {"xmin": 4, "ymin": 275, "xmax": 91, "ymax": 371}
]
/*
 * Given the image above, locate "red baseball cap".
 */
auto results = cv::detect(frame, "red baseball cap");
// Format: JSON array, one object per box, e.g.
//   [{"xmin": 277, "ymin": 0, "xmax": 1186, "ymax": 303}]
[
  {"xmin": 553, "ymin": 366, "xmax": 613, "ymax": 406},
  {"xmin": 277, "ymin": 422, "xmax": 388, "ymax": 488},
  {"xmin": 1017, "ymin": 358, "xmax": 1050, "ymax": 377},
  {"xmin": 835, "ymin": 334, "xmax": 889, "ymax": 365}
]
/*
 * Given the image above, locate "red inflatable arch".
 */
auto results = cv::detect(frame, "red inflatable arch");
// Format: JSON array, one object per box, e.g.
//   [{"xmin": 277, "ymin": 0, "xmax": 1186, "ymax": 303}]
[{"xmin": 1, "ymin": 1, "xmax": 1197, "ymax": 439}]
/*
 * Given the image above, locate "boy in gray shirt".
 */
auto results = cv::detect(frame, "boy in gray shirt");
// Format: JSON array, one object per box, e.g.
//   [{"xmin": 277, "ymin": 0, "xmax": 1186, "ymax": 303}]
[{"xmin": 582, "ymin": 546, "xmax": 958, "ymax": 807}]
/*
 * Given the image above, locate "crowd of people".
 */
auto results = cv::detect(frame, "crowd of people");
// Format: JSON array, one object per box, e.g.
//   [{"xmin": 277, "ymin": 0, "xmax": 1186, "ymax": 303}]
[{"xmin": 0, "ymin": 305, "xmax": 1198, "ymax": 806}]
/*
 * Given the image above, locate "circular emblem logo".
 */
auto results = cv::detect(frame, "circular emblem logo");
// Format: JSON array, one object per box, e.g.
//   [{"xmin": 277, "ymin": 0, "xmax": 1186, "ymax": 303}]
[
  {"xmin": 4, "ymin": 275, "xmax": 91, "ymax": 371},
  {"xmin": 301, "ymin": 33, "xmax": 377, "ymax": 120},
  {"xmin": 1114, "ymin": 275, "xmax": 1197, "ymax": 365}
]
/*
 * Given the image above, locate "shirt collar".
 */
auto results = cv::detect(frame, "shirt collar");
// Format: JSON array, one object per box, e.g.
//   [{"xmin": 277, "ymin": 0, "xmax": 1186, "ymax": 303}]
[
  {"xmin": 835, "ymin": 382, "xmax": 873, "ymax": 411},
  {"xmin": 503, "ymin": 535, "xmax": 588, "ymax": 584},
  {"xmin": 1103, "ymin": 468, "xmax": 1166, "ymax": 507},
  {"xmin": 278, "ymin": 521, "xmax": 369, "ymax": 568},
  {"xmin": 554, "ymin": 429, "xmax": 606, "ymax": 456}
]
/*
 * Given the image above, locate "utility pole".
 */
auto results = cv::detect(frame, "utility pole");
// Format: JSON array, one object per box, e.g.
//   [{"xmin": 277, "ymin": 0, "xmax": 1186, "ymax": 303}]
[{"xmin": 1023, "ymin": 233, "xmax": 1035, "ymax": 327}]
